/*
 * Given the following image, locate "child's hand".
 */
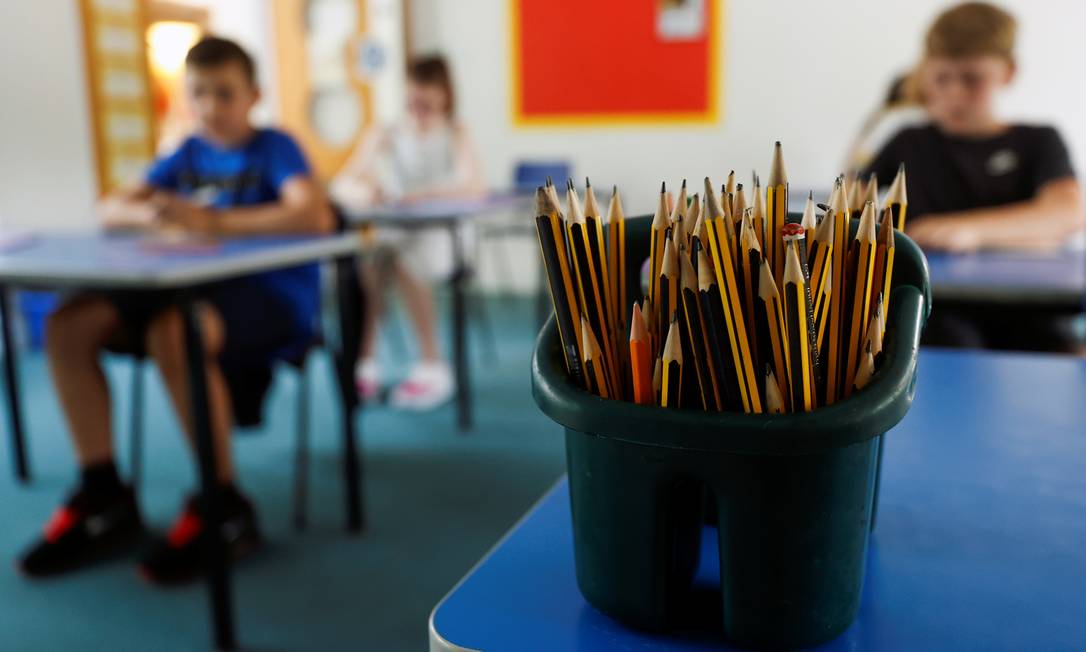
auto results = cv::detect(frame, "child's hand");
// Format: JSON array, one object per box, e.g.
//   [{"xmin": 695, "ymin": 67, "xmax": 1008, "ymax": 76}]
[
  {"xmin": 907, "ymin": 216, "xmax": 983, "ymax": 253},
  {"xmin": 153, "ymin": 193, "xmax": 217, "ymax": 235}
]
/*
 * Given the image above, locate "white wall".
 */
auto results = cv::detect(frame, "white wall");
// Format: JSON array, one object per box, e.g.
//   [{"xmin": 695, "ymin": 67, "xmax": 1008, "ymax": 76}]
[
  {"xmin": 0, "ymin": 3, "xmax": 98, "ymax": 231},
  {"xmin": 411, "ymin": 0, "xmax": 1086, "ymax": 215}
]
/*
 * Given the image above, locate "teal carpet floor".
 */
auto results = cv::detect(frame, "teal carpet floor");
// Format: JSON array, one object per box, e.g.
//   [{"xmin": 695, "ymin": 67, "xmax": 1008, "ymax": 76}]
[{"xmin": 0, "ymin": 296, "xmax": 566, "ymax": 651}]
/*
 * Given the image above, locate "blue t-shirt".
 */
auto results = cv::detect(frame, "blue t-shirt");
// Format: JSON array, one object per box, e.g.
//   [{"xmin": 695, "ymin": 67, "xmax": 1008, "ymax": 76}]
[{"xmin": 145, "ymin": 128, "xmax": 320, "ymax": 345}]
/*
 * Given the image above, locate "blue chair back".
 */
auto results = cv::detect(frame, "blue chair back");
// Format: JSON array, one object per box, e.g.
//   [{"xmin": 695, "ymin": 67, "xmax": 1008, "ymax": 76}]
[{"xmin": 513, "ymin": 161, "xmax": 572, "ymax": 194}]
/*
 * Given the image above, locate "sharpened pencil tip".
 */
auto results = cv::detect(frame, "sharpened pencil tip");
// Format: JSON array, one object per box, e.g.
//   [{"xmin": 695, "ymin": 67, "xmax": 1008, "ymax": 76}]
[
  {"xmin": 661, "ymin": 181, "xmax": 666, "ymax": 193},
  {"xmin": 585, "ymin": 177, "xmax": 591, "ymax": 187}
]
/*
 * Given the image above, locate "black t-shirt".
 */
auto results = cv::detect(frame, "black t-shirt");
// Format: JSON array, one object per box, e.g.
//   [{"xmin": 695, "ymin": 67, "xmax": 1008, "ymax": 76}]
[{"xmin": 863, "ymin": 123, "xmax": 1075, "ymax": 219}]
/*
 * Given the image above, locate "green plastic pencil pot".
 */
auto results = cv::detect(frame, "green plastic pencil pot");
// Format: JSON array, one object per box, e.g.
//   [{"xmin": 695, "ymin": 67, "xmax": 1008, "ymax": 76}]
[{"xmin": 532, "ymin": 215, "xmax": 930, "ymax": 649}]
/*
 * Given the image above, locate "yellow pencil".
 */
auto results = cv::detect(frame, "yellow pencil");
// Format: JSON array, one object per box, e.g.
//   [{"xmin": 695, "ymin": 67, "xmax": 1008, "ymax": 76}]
[
  {"xmin": 864, "ymin": 294, "xmax": 884, "ymax": 362},
  {"xmin": 733, "ymin": 183, "xmax": 748, "ymax": 227},
  {"xmin": 705, "ymin": 176, "xmax": 736, "ymax": 266},
  {"xmin": 784, "ymin": 244, "xmax": 814, "ymax": 412},
  {"xmin": 814, "ymin": 273, "xmax": 832, "ymax": 353},
  {"xmin": 685, "ymin": 192, "xmax": 701, "ymax": 247},
  {"xmin": 800, "ymin": 190, "xmax": 817, "ymax": 249},
  {"xmin": 825, "ymin": 177, "xmax": 850, "ymax": 405},
  {"xmin": 853, "ymin": 342, "xmax": 876, "ymax": 391},
  {"xmin": 737, "ymin": 208, "xmax": 762, "ymax": 367},
  {"xmin": 704, "ymin": 207, "xmax": 762, "ymax": 413},
  {"xmin": 534, "ymin": 187, "xmax": 584, "ymax": 387},
  {"xmin": 671, "ymin": 179, "xmax": 688, "ymax": 228},
  {"xmin": 652, "ymin": 356, "xmax": 663, "ymax": 405},
  {"xmin": 659, "ymin": 236, "xmax": 680, "ymax": 350},
  {"xmin": 661, "ymin": 317, "xmax": 683, "ymax": 408},
  {"xmin": 765, "ymin": 366, "xmax": 786, "ymax": 415},
  {"xmin": 582, "ymin": 178, "xmax": 617, "ymax": 389},
  {"xmin": 843, "ymin": 201, "xmax": 878, "ymax": 397},
  {"xmin": 767, "ymin": 141, "xmax": 789, "ymax": 286},
  {"xmin": 680, "ymin": 250, "xmax": 719, "ymax": 410},
  {"xmin": 847, "ymin": 171, "xmax": 865, "ymax": 220},
  {"xmin": 751, "ymin": 177, "xmax": 766, "ymax": 250},
  {"xmin": 725, "ymin": 170, "xmax": 736, "ymax": 214},
  {"xmin": 606, "ymin": 185, "xmax": 627, "ymax": 380},
  {"xmin": 756, "ymin": 258, "xmax": 791, "ymax": 411},
  {"xmin": 648, "ymin": 182, "xmax": 669, "ymax": 342},
  {"xmin": 567, "ymin": 181, "xmax": 616, "ymax": 395},
  {"xmin": 874, "ymin": 206, "xmax": 896, "ymax": 338},
  {"xmin": 885, "ymin": 163, "xmax": 908, "ymax": 231},
  {"xmin": 580, "ymin": 316, "xmax": 610, "ymax": 399}
]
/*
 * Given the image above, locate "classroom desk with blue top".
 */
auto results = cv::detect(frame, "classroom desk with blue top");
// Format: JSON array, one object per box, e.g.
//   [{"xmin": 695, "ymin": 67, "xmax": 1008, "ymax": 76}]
[
  {"xmin": 344, "ymin": 193, "xmax": 531, "ymax": 431},
  {"xmin": 429, "ymin": 348, "xmax": 1086, "ymax": 651},
  {"xmin": 0, "ymin": 231, "xmax": 364, "ymax": 651},
  {"xmin": 926, "ymin": 248, "xmax": 1086, "ymax": 308}
]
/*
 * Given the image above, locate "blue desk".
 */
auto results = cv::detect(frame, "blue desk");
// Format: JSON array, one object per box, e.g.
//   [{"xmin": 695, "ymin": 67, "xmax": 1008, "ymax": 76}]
[
  {"xmin": 0, "ymin": 231, "xmax": 363, "ymax": 651},
  {"xmin": 430, "ymin": 349, "xmax": 1086, "ymax": 651},
  {"xmin": 345, "ymin": 193, "xmax": 531, "ymax": 431},
  {"xmin": 926, "ymin": 249, "xmax": 1086, "ymax": 307}
]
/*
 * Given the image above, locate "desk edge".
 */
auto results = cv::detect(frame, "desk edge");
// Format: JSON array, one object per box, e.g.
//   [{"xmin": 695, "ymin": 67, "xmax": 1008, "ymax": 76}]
[{"xmin": 427, "ymin": 477, "xmax": 567, "ymax": 652}]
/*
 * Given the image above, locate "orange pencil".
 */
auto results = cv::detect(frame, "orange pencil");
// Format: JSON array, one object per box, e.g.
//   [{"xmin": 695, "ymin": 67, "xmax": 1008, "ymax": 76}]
[{"xmin": 629, "ymin": 303, "xmax": 654, "ymax": 405}]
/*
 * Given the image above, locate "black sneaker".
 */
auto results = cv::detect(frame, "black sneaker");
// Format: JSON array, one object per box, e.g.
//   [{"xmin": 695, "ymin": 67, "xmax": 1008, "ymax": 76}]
[
  {"xmin": 17, "ymin": 486, "xmax": 145, "ymax": 578},
  {"xmin": 138, "ymin": 491, "xmax": 261, "ymax": 586}
]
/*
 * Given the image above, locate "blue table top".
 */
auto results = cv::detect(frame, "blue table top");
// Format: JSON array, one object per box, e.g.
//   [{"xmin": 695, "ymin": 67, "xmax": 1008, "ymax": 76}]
[
  {"xmin": 925, "ymin": 249, "xmax": 1085, "ymax": 306},
  {"xmin": 343, "ymin": 193, "xmax": 530, "ymax": 227},
  {"xmin": 0, "ymin": 231, "xmax": 360, "ymax": 289},
  {"xmin": 430, "ymin": 349, "xmax": 1086, "ymax": 651}
]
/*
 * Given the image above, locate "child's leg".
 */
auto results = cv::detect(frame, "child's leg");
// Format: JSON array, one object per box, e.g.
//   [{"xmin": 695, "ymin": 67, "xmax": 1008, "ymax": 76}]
[
  {"xmin": 144, "ymin": 305, "xmax": 234, "ymax": 483},
  {"xmin": 359, "ymin": 257, "xmax": 387, "ymax": 361},
  {"xmin": 393, "ymin": 258, "xmax": 442, "ymax": 362},
  {"xmin": 45, "ymin": 297, "xmax": 123, "ymax": 466}
]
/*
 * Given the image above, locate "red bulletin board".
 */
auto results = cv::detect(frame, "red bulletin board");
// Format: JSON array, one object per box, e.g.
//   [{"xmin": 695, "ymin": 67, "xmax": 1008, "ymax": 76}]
[{"xmin": 511, "ymin": 0, "xmax": 721, "ymax": 125}]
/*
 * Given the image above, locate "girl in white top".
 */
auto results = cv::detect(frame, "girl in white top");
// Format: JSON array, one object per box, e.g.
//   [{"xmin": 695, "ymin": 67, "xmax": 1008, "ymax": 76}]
[{"xmin": 331, "ymin": 55, "xmax": 484, "ymax": 410}]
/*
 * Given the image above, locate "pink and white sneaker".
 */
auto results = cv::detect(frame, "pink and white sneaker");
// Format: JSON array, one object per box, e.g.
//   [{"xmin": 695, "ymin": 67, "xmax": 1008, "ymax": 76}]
[
  {"xmin": 390, "ymin": 362, "xmax": 454, "ymax": 411},
  {"xmin": 355, "ymin": 360, "xmax": 381, "ymax": 402}
]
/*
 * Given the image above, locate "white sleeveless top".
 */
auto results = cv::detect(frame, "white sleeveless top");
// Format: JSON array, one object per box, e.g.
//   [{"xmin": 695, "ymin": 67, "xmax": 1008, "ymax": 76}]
[{"xmin": 377, "ymin": 122, "xmax": 460, "ymax": 200}]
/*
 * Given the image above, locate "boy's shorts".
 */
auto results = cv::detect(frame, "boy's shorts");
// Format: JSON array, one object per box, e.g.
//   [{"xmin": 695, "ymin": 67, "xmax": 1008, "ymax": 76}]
[{"xmin": 98, "ymin": 279, "xmax": 313, "ymax": 427}]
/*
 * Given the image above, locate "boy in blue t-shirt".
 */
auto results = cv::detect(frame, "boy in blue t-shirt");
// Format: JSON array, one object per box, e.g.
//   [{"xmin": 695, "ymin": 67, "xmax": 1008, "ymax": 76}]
[{"xmin": 17, "ymin": 37, "xmax": 334, "ymax": 584}]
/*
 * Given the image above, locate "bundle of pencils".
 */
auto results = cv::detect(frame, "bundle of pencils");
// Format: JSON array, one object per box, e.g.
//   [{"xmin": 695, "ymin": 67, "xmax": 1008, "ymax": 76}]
[{"xmin": 533, "ymin": 143, "xmax": 906, "ymax": 415}]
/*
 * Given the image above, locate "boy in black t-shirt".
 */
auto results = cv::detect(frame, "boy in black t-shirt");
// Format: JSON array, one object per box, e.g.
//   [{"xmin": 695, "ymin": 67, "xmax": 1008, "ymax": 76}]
[{"xmin": 865, "ymin": 2, "xmax": 1084, "ymax": 350}]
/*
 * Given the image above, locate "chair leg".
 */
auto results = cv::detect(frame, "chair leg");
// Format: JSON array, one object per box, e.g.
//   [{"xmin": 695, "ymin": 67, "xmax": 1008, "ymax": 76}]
[
  {"xmin": 469, "ymin": 290, "xmax": 498, "ymax": 364},
  {"xmin": 292, "ymin": 362, "xmax": 311, "ymax": 531},
  {"xmin": 129, "ymin": 359, "xmax": 144, "ymax": 491}
]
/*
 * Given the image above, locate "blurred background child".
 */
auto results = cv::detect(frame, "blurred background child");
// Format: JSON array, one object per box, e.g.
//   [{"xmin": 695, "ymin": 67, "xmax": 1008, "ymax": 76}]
[
  {"xmin": 331, "ymin": 54, "xmax": 484, "ymax": 410},
  {"xmin": 863, "ymin": 2, "xmax": 1084, "ymax": 350}
]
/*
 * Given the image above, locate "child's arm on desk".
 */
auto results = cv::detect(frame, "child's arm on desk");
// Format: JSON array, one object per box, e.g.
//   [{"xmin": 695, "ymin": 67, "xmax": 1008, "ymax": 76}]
[
  {"xmin": 329, "ymin": 126, "xmax": 389, "ymax": 209},
  {"xmin": 97, "ymin": 184, "xmax": 160, "ymax": 230},
  {"xmin": 908, "ymin": 177, "xmax": 1085, "ymax": 252},
  {"xmin": 157, "ymin": 176, "xmax": 334, "ymax": 236}
]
